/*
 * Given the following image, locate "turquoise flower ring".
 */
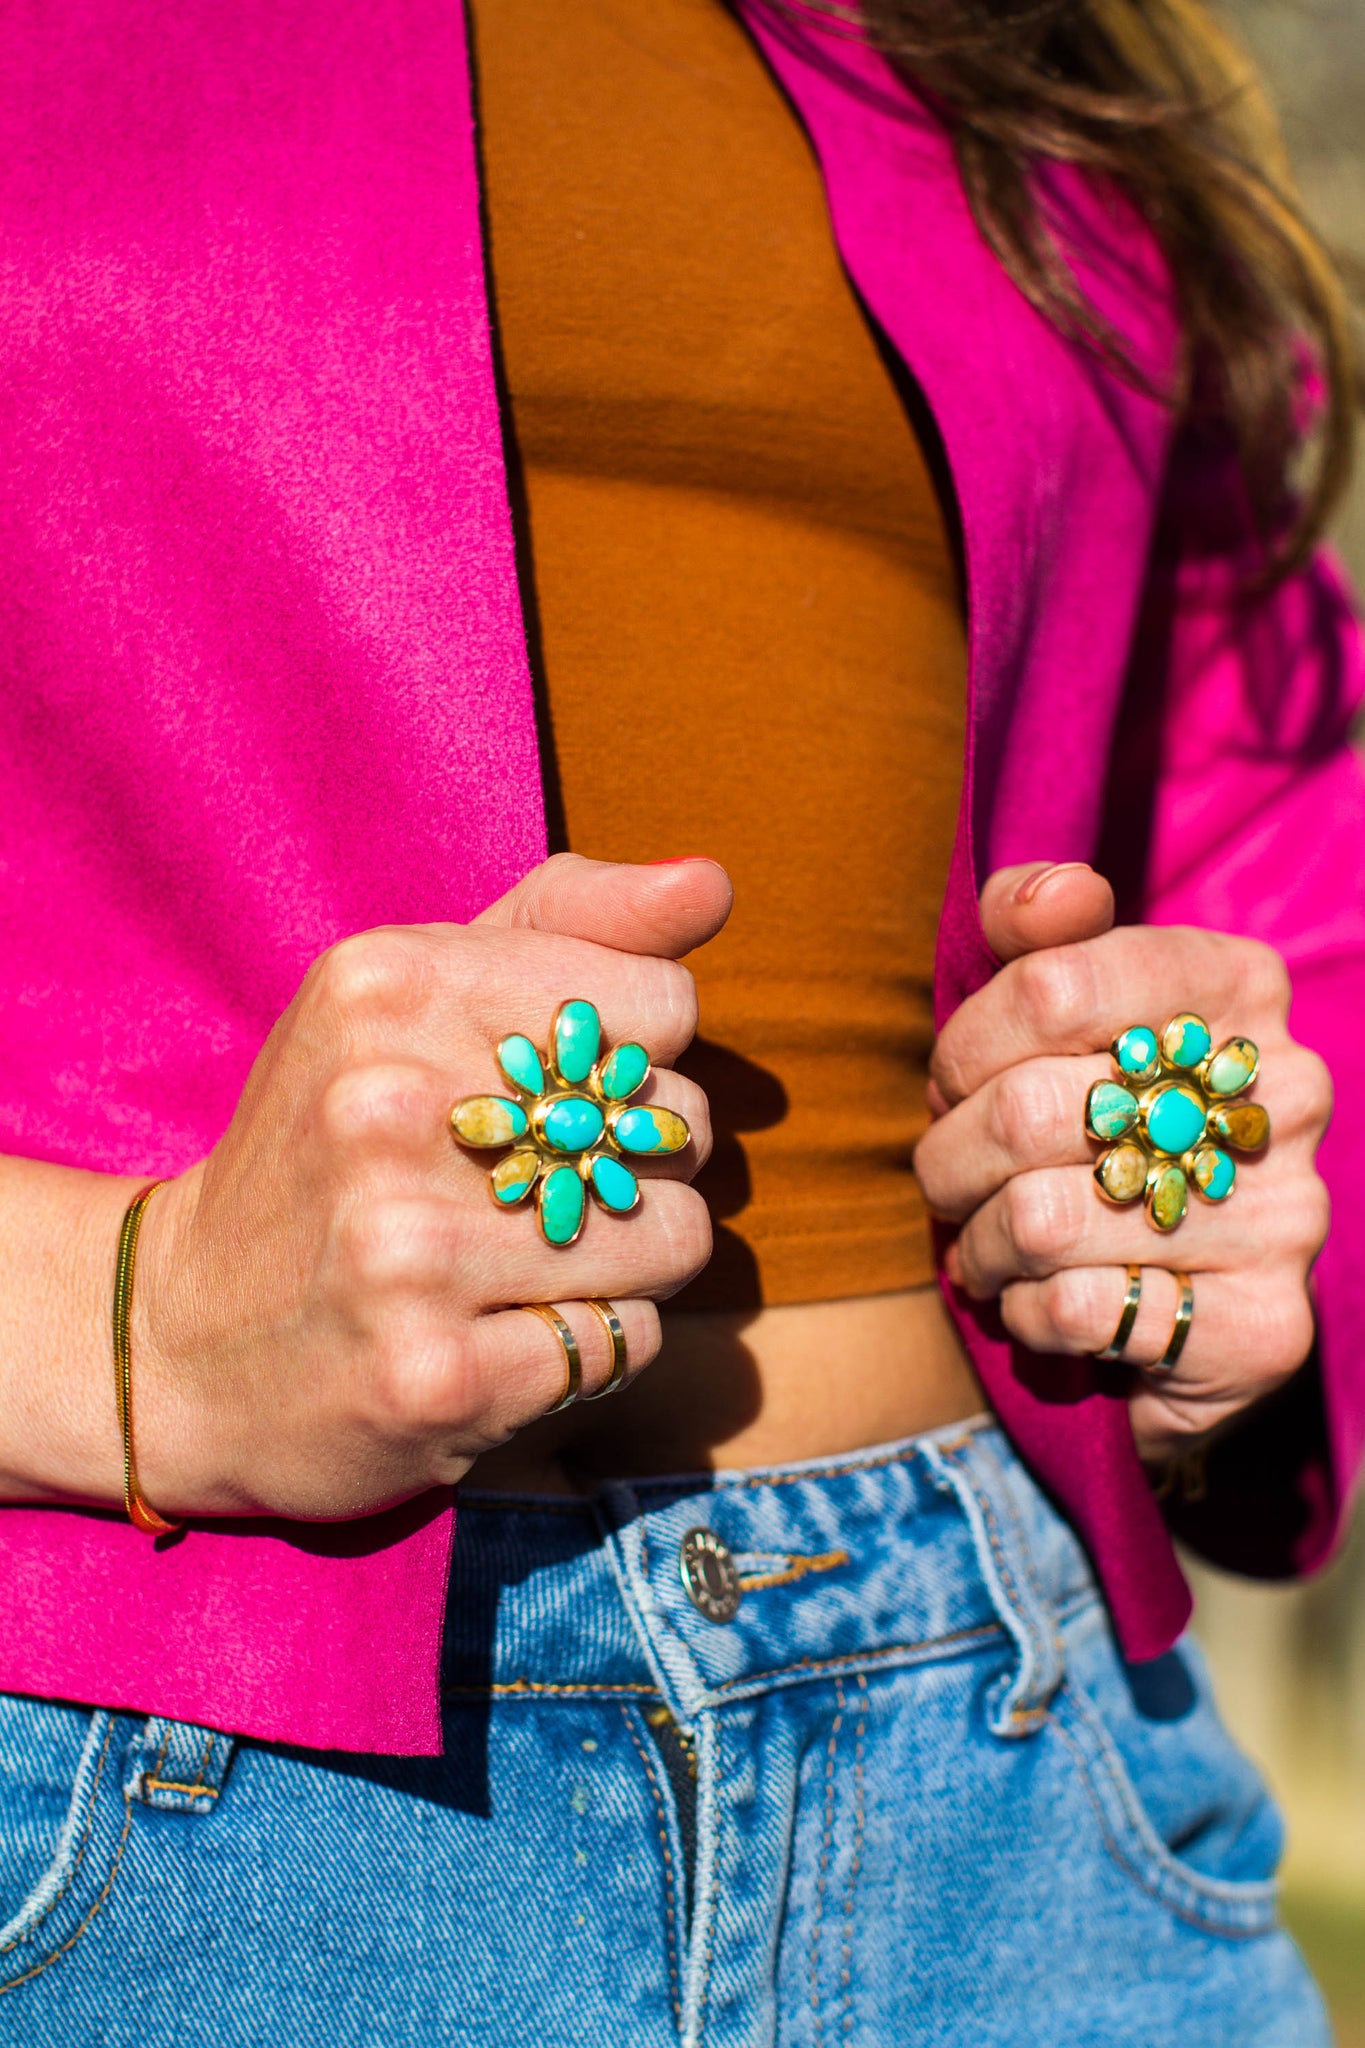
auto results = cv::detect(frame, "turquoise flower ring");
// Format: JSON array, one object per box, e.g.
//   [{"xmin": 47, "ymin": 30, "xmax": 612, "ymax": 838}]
[
  {"xmin": 1087, "ymin": 1011, "xmax": 1269, "ymax": 1234},
  {"xmin": 449, "ymin": 997, "xmax": 691, "ymax": 1245}
]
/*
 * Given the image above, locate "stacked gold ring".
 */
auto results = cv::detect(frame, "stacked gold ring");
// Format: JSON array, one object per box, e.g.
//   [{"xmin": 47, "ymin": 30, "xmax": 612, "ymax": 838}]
[
  {"xmin": 518, "ymin": 1299, "xmax": 628, "ymax": 1412},
  {"xmin": 1093, "ymin": 1266, "xmax": 1195, "ymax": 1375}
]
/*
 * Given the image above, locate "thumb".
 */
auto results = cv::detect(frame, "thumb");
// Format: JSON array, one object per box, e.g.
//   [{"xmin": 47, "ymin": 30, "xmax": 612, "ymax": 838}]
[
  {"xmin": 981, "ymin": 861, "xmax": 1115, "ymax": 961},
  {"xmin": 476, "ymin": 852, "xmax": 734, "ymax": 958}
]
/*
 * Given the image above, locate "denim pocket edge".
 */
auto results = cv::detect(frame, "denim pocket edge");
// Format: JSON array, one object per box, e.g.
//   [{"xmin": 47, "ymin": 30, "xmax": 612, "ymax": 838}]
[
  {"xmin": 0, "ymin": 1709, "xmax": 133, "ymax": 1994},
  {"xmin": 1047, "ymin": 1681, "xmax": 1281, "ymax": 1940}
]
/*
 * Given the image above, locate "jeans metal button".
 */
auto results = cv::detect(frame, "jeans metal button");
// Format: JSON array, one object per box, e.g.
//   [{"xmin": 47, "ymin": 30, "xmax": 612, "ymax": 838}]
[{"xmin": 679, "ymin": 1527, "xmax": 741, "ymax": 1623}]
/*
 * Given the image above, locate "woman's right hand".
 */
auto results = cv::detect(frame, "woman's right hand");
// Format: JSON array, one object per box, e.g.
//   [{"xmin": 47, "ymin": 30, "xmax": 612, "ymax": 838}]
[{"xmin": 119, "ymin": 854, "xmax": 731, "ymax": 1520}]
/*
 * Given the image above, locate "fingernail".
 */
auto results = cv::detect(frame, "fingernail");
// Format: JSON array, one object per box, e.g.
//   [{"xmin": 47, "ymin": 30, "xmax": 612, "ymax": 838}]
[
  {"xmin": 648, "ymin": 857, "xmax": 715, "ymax": 867},
  {"xmin": 1014, "ymin": 861, "xmax": 1089, "ymax": 905}
]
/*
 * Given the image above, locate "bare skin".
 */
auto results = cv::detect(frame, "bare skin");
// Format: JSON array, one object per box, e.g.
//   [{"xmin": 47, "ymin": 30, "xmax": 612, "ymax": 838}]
[{"xmin": 0, "ymin": 856, "xmax": 1329, "ymax": 1517}]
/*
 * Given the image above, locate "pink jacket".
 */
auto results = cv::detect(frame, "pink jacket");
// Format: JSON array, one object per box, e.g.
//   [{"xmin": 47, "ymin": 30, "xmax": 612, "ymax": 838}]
[{"xmin": 0, "ymin": 0, "xmax": 1361, "ymax": 1755}]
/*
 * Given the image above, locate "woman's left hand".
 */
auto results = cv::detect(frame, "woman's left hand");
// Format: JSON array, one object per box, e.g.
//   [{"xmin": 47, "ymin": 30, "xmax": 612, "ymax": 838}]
[{"xmin": 912, "ymin": 862, "xmax": 1333, "ymax": 1462}]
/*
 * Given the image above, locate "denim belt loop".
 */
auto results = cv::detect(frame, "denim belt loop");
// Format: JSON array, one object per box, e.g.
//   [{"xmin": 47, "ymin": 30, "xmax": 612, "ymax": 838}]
[
  {"xmin": 920, "ymin": 1432, "xmax": 1066, "ymax": 1739},
  {"xmin": 124, "ymin": 1718, "xmax": 236, "ymax": 1815}
]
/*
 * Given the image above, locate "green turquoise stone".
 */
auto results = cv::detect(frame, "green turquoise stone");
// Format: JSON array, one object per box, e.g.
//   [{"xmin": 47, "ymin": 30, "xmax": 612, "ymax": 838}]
[
  {"xmin": 612, "ymin": 1105, "xmax": 690, "ymax": 1155},
  {"xmin": 1205, "ymin": 1038, "xmax": 1258, "ymax": 1097},
  {"xmin": 1113, "ymin": 1027, "xmax": 1159, "ymax": 1079},
  {"xmin": 1147, "ymin": 1163, "xmax": 1188, "ymax": 1231},
  {"xmin": 553, "ymin": 1000, "xmax": 601, "ymax": 1086},
  {"xmin": 538, "ymin": 1164, "xmax": 585, "ymax": 1245},
  {"xmin": 1086, "ymin": 1081, "xmax": 1138, "ymax": 1143},
  {"xmin": 497, "ymin": 1033, "xmax": 544, "ymax": 1096},
  {"xmin": 1144, "ymin": 1084, "xmax": 1206, "ymax": 1156},
  {"xmin": 451, "ymin": 1095, "xmax": 529, "ymax": 1148},
  {"xmin": 598, "ymin": 1042, "xmax": 649, "ymax": 1102},
  {"xmin": 590, "ymin": 1155, "xmax": 639, "ymax": 1212},
  {"xmin": 491, "ymin": 1150, "xmax": 539, "ymax": 1205},
  {"xmin": 542, "ymin": 1095, "xmax": 606, "ymax": 1154},
  {"xmin": 1191, "ymin": 1145, "xmax": 1235, "ymax": 1201},
  {"xmin": 1160, "ymin": 1014, "xmax": 1212, "ymax": 1069}
]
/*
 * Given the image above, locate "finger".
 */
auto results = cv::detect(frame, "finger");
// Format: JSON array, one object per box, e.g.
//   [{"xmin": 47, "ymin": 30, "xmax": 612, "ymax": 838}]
[
  {"xmin": 476, "ymin": 852, "xmax": 733, "ymax": 960},
  {"xmin": 979, "ymin": 863, "xmax": 1114, "ymax": 963},
  {"xmin": 471, "ymin": 1179, "xmax": 715, "ymax": 1310},
  {"xmin": 999, "ymin": 1265, "xmax": 1315, "ymax": 1459},
  {"xmin": 931, "ymin": 924, "xmax": 1292, "ymax": 1105},
  {"xmin": 914, "ymin": 1053, "xmax": 1112, "ymax": 1220},
  {"xmin": 949, "ymin": 1156, "xmax": 1321, "ymax": 1301},
  {"xmin": 469, "ymin": 1296, "xmax": 663, "ymax": 1431}
]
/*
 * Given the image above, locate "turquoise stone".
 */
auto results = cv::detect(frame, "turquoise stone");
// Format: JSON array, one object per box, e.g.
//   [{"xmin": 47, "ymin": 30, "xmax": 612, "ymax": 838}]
[
  {"xmin": 1086, "ymin": 1081, "xmax": 1138, "ymax": 1143},
  {"xmin": 542, "ymin": 1095, "xmax": 606, "ymax": 1154},
  {"xmin": 450, "ymin": 1095, "xmax": 529, "ymax": 1148},
  {"xmin": 1205, "ymin": 1037, "xmax": 1258, "ymax": 1097},
  {"xmin": 491, "ymin": 1150, "xmax": 539, "ymax": 1205},
  {"xmin": 1208, "ymin": 1101, "xmax": 1270, "ymax": 1152},
  {"xmin": 1113, "ymin": 1026, "xmax": 1159, "ymax": 1079},
  {"xmin": 612, "ymin": 1105, "xmax": 690, "ymax": 1155},
  {"xmin": 553, "ymin": 1000, "xmax": 601, "ymax": 1085},
  {"xmin": 1144, "ymin": 1084, "xmax": 1206, "ymax": 1156},
  {"xmin": 1160, "ymin": 1013, "xmax": 1212, "ymax": 1069},
  {"xmin": 538, "ymin": 1164, "xmax": 585, "ymax": 1245},
  {"xmin": 497, "ymin": 1033, "xmax": 544, "ymax": 1097},
  {"xmin": 1147, "ymin": 1163, "xmax": 1189, "ymax": 1231},
  {"xmin": 1191, "ymin": 1145, "xmax": 1236, "ymax": 1201},
  {"xmin": 590, "ymin": 1154, "xmax": 639, "ymax": 1213},
  {"xmin": 598, "ymin": 1041, "xmax": 650, "ymax": 1102}
]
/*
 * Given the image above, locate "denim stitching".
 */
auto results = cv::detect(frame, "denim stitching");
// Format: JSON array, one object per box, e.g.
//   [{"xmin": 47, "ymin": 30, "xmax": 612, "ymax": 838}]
[
  {"xmin": 972, "ymin": 1435, "xmax": 1066, "ymax": 1678},
  {"xmin": 443, "ymin": 1679, "xmax": 659, "ymax": 1699},
  {"xmin": 735, "ymin": 1549, "xmax": 850, "ymax": 1593},
  {"xmin": 840, "ymin": 1675, "xmax": 868, "ymax": 2038},
  {"xmin": 809, "ymin": 1677, "xmax": 846, "ymax": 2045},
  {"xmin": 0, "ymin": 1714, "xmax": 113, "ymax": 1958},
  {"xmin": 142, "ymin": 1781, "xmax": 220, "ymax": 1800},
  {"xmin": 693, "ymin": 1715, "xmax": 721, "ymax": 2048},
  {"xmin": 707, "ymin": 1621, "xmax": 1004, "ymax": 1699},
  {"xmin": 0, "ymin": 1728, "xmax": 165, "ymax": 1992},
  {"xmin": 937, "ymin": 1446, "xmax": 1050, "ymax": 1730},
  {"xmin": 1045, "ymin": 1705, "xmax": 1278, "ymax": 1938},
  {"xmin": 620, "ymin": 1705, "xmax": 683, "ymax": 2031}
]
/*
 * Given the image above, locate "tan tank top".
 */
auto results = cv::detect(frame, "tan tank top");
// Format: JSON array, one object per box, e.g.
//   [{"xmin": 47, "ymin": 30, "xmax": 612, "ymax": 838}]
[{"xmin": 472, "ymin": 0, "xmax": 966, "ymax": 1307}]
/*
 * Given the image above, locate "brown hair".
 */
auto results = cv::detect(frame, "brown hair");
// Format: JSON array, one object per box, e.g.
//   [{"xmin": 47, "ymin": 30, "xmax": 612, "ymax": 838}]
[{"xmin": 787, "ymin": 0, "xmax": 1360, "ymax": 573}]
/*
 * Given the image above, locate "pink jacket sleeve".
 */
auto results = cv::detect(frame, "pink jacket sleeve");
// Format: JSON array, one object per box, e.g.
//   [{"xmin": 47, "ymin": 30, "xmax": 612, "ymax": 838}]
[{"xmin": 1103, "ymin": 420, "xmax": 1365, "ymax": 1575}]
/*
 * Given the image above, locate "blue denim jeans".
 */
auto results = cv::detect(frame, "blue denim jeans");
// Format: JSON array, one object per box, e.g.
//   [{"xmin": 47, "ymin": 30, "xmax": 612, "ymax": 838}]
[{"xmin": 0, "ymin": 1421, "xmax": 1330, "ymax": 2045}]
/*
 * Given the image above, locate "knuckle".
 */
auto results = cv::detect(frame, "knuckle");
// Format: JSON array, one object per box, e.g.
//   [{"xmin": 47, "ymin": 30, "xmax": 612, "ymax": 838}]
[
  {"xmin": 1041, "ymin": 1267, "xmax": 1111, "ymax": 1348},
  {"xmin": 1240, "ymin": 939, "xmax": 1292, "ymax": 1018},
  {"xmin": 507, "ymin": 852, "xmax": 584, "ymax": 931},
  {"xmin": 637, "ymin": 957, "xmax": 698, "ymax": 1059},
  {"xmin": 1004, "ymin": 1171, "xmax": 1083, "ymax": 1270},
  {"xmin": 1012, "ymin": 945, "xmax": 1098, "ymax": 1043},
  {"xmin": 318, "ymin": 1062, "xmax": 432, "ymax": 1150},
  {"xmin": 652, "ymin": 1186, "xmax": 714, "ymax": 1296},
  {"xmin": 1290, "ymin": 1047, "xmax": 1334, "ymax": 1133},
  {"xmin": 311, "ymin": 928, "xmax": 426, "ymax": 1017},
  {"xmin": 993, "ymin": 1065, "xmax": 1068, "ymax": 1164},
  {"xmin": 336, "ymin": 1195, "xmax": 444, "ymax": 1296}
]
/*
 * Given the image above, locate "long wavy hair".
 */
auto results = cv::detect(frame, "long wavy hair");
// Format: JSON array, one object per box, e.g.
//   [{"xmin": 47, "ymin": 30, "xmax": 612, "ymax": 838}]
[{"xmin": 786, "ymin": 0, "xmax": 1360, "ymax": 574}]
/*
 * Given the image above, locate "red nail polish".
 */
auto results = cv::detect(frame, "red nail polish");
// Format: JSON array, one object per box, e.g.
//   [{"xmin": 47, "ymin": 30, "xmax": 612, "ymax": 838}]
[{"xmin": 647, "ymin": 857, "xmax": 714, "ymax": 867}]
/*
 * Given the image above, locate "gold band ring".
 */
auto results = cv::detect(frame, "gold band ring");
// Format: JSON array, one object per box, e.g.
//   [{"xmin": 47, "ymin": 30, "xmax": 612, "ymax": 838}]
[
  {"xmin": 1144, "ymin": 1271, "xmax": 1194, "ymax": 1377},
  {"xmin": 518, "ymin": 1303, "xmax": 582, "ymax": 1414},
  {"xmin": 582, "ymin": 1299, "xmax": 628, "ymax": 1399},
  {"xmin": 1095, "ymin": 1265, "xmax": 1142, "ymax": 1362}
]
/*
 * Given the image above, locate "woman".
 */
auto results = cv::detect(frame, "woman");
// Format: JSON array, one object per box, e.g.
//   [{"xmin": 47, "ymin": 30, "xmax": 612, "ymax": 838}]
[{"xmin": 0, "ymin": 0, "xmax": 1358, "ymax": 2038}]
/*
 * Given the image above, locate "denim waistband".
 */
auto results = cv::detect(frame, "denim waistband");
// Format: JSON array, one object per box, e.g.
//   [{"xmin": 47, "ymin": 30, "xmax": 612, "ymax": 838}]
[{"xmin": 446, "ymin": 1420, "xmax": 1097, "ymax": 1738}]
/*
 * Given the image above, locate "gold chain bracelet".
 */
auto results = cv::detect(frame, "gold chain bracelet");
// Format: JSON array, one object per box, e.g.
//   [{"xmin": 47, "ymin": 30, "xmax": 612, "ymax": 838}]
[{"xmin": 112, "ymin": 1180, "xmax": 180, "ymax": 1536}]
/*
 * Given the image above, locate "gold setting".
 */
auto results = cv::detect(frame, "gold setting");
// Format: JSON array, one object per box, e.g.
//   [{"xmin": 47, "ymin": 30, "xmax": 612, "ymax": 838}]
[
  {"xmin": 450, "ymin": 999, "xmax": 690, "ymax": 1246},
  {"xmin": 1086, "ymin": 1014, "xmax": 1269, "ymax": 1234}
]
